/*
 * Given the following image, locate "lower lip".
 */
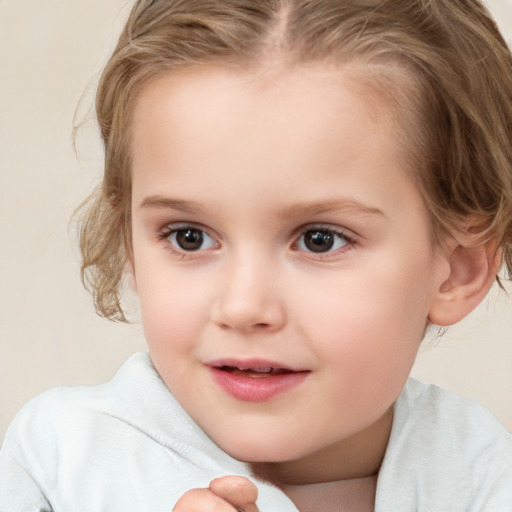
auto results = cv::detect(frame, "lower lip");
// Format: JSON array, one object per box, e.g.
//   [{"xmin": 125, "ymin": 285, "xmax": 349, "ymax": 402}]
[{"xmin": 209, "ymin": 368, "xmax": 308, "ymax": 402}]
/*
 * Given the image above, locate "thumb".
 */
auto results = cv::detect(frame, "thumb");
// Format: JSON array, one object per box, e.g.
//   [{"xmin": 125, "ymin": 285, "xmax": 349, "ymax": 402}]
[{"xmin": 209, "ymin": 475, "xmax": 259, "ymax": 512}]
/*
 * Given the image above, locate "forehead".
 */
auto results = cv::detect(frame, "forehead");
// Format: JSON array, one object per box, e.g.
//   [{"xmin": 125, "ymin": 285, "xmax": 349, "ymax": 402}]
[
  {"xmin": 129, "ymin": 63, "xmax": 426, "ymax": 226},
  {"xmin": 130, "ymin": 62, "xmax": 410, "ymax": 168}
]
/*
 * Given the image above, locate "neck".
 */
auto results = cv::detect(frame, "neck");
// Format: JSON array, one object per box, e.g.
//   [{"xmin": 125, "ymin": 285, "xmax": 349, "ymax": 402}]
[{"xmin": 280, "ymin": 475, "xmax": 378, "ymax": 512}]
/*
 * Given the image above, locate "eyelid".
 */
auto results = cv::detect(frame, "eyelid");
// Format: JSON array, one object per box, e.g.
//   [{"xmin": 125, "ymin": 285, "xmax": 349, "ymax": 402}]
[
  {"xmin": 297, "ymin": 223, "xmax": 356, "ymax": 241},
  {"xmin": 160, "ymin": 221, "xmax": 218, "ymax": 237},
  {"xmin": 297, "ymin": 222, "xmax": 355, "ymax": 235}
]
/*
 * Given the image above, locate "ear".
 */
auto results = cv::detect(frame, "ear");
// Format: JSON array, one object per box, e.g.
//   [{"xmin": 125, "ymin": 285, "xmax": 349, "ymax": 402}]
[{"xmin": 428, "ymin": 240, "xmax": 501, "ymax": 326}]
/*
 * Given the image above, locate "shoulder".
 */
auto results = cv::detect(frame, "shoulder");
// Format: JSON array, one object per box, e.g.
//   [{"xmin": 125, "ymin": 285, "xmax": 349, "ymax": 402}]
[
  {"xmin": 1, "ymin": 353, "xmax": 155, "ymax": 468},
  {"xmin": 398, "ymin": 378, "xmax": 511, "ymax": 450},
  {"xmin": 399, "ymin": 377, "xmax": 509, "ymax": 427},
  {"xmin": 376, "ymin": 378, "xmax": 512, "ymax": 511},
  {"xmin": 396, "ymin": 378, "xmax": 512, "ymax": 468},
  {"xmin": 5, "ymin": 352, "xmax": 152, "ymax": 422},
  {"xmin": 0, "ymin": 352, "xmax": 176, "ymax": 503}
]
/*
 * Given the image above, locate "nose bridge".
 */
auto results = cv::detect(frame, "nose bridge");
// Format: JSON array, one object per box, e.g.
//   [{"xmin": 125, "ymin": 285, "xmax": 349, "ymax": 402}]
[{"xmin": 213, "ymin": 246, "xmax": 285, "ymax": 332}]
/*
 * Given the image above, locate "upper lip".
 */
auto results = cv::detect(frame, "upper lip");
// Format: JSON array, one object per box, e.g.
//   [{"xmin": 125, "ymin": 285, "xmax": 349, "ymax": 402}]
[{"xmin": 206, "ymin": 358, "xmax": 309, "ymax": 373}]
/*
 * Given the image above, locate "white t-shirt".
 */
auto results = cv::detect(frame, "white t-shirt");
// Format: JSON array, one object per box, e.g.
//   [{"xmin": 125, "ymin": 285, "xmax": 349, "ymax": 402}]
[{"xmin": 1, "ymin": 352, "xmax": 511, "ymax": 511}]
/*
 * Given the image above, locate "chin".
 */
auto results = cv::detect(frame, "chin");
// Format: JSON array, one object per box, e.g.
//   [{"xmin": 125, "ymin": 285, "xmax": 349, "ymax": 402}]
[{"xmin": 214, "ymin": 433, "xmax": 301, "ymax": 464}]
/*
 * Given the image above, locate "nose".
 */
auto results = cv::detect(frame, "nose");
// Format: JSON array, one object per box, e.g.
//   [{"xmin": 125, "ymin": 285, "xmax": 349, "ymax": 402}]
[{"xmin": 211, "ymin": 253, "xmax": 286, "ymax": 333}]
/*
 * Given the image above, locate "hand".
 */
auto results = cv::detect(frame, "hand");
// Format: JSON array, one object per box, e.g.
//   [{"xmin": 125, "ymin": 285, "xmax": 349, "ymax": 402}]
[{"xmin": 173, "ymin": 475, "xmax": 259, "ymax": 512}]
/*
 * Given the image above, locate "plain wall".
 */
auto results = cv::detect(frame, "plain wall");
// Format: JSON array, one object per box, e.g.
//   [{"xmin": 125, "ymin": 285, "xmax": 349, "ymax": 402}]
[{"xmin": 1, "ymin": 0, "xmax": 511, "ymax": 443}]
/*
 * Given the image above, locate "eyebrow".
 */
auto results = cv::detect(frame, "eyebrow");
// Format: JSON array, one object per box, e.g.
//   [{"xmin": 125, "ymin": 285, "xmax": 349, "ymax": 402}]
[
  {"xmin": 276, "ymin": 199, "xmax": 385, "ymax": 220},
  {"xmin": 139, "ymin": 196, "xmax": 209, "ymax": 215},
  {"xmin": 139, "ymin": 195, "xmax": 384, "ymax": 218}
]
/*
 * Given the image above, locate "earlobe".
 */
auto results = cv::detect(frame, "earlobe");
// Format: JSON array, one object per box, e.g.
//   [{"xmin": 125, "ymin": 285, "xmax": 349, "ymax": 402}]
[{"xmin": 428, "ymin": 241, "xmax": 501, "ymax": 326}]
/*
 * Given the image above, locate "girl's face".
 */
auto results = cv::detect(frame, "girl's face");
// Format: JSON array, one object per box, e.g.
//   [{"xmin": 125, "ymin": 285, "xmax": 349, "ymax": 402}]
[{"xmin": 130, "ymin": 64, "xmax": 448, "ymax": 477}]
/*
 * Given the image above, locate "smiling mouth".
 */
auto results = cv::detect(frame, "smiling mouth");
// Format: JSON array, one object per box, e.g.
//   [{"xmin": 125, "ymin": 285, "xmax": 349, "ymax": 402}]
[{"xmin": 209, "ymin": 362, "xmax": 309, "ymax": 401}]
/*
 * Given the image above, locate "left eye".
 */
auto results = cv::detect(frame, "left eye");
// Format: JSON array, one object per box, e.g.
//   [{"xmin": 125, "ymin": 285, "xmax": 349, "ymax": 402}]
[
  {"xmin": 296, "ymin": 228, "xmax": 349, "ymax": 253},
  {"xmin": 168, "ymin": 228, "xmax": 217, "ymax": 252}
]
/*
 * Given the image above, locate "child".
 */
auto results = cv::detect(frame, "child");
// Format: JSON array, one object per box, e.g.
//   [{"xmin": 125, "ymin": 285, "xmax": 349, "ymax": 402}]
[{"xmin": 1, "ymin": 0, "xmax": 512, "ymax": 510}]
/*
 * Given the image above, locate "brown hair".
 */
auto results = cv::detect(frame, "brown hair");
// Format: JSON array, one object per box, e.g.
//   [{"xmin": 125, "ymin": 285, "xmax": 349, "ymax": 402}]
[{"xmin": 77, "ymin": 0, "xmax": 512, "ymax": 321}]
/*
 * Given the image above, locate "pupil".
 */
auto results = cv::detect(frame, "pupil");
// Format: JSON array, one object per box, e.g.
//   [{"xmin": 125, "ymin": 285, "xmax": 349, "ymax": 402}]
[
  {"xmin": 305, "ymin": 230, "xmax": 334, "ymax": 253},
  {"xmin": 176, "ymin": 229, "xmax": 203, "ymax": 251}
]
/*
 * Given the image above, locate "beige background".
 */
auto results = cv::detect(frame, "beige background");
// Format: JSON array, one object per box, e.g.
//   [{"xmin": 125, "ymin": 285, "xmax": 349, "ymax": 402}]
[{"xmin": 1, "ymin": 0, "xmax": 511, "ymax": 443}]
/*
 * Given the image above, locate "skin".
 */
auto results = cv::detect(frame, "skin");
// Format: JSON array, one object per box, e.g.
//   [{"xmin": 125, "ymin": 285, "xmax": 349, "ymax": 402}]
[
  {"xmin": 128, "ymin": 62, "xmax": 469, "ymax": 509},
  {"xmin": 174, "ymin": 475, "xmax": 259, "ymax": 512}
]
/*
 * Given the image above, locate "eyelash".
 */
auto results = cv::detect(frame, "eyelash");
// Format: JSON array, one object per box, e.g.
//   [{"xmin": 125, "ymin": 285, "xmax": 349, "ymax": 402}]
[{"xmin": 157, "ymin": 223, "xmax": 356, "ymax": 258}]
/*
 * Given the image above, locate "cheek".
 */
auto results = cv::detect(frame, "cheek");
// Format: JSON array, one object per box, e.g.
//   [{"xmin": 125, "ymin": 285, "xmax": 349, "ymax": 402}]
[
  {"xmin": 295, "ymin": 256, "xmax": 434, "ymax": 380},
  {"xmin": 135, "ymin": 267, "xmax": 213, "ymax": 398},
  {"xmin": 134, "ymin": 263, "xmax": 209, "ymax": 352}
]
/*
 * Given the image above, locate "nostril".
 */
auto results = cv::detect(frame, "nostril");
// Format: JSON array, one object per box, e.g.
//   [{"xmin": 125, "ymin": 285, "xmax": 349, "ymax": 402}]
[
  {"xmin": 218, "ymin": 322, "xmax": 272, "ymax": 333},
  {"xmin": 254, "ymin": 322, "xmax": 271, "ymax": 329}
]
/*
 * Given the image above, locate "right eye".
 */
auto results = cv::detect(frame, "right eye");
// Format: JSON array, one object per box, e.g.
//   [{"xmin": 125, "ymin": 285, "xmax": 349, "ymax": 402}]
[{"xmin": 167, "ymin": 227, "xmax": 217, "ymax": 252}]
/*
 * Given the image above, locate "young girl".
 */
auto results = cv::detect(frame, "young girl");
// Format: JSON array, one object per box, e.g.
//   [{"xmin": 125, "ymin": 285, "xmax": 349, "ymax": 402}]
[{"xmin": 1, "ymin": 0, "xmax": 512, "ymax": 510}]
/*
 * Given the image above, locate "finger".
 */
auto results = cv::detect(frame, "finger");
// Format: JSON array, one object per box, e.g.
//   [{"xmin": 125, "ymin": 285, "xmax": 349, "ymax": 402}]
[
  {"xmin": 173, "ymin": 487, "xmax": 236, "ymax": 512},
  {"xmin": 209, "ymin": 475, "xmax": 259, "ymax": 512}
]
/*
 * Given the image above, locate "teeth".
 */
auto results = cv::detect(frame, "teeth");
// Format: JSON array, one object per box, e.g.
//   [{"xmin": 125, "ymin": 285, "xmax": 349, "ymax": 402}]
[{"xmin": 219, "ymin": 365, "xmax": 292, "ymax": 376}]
